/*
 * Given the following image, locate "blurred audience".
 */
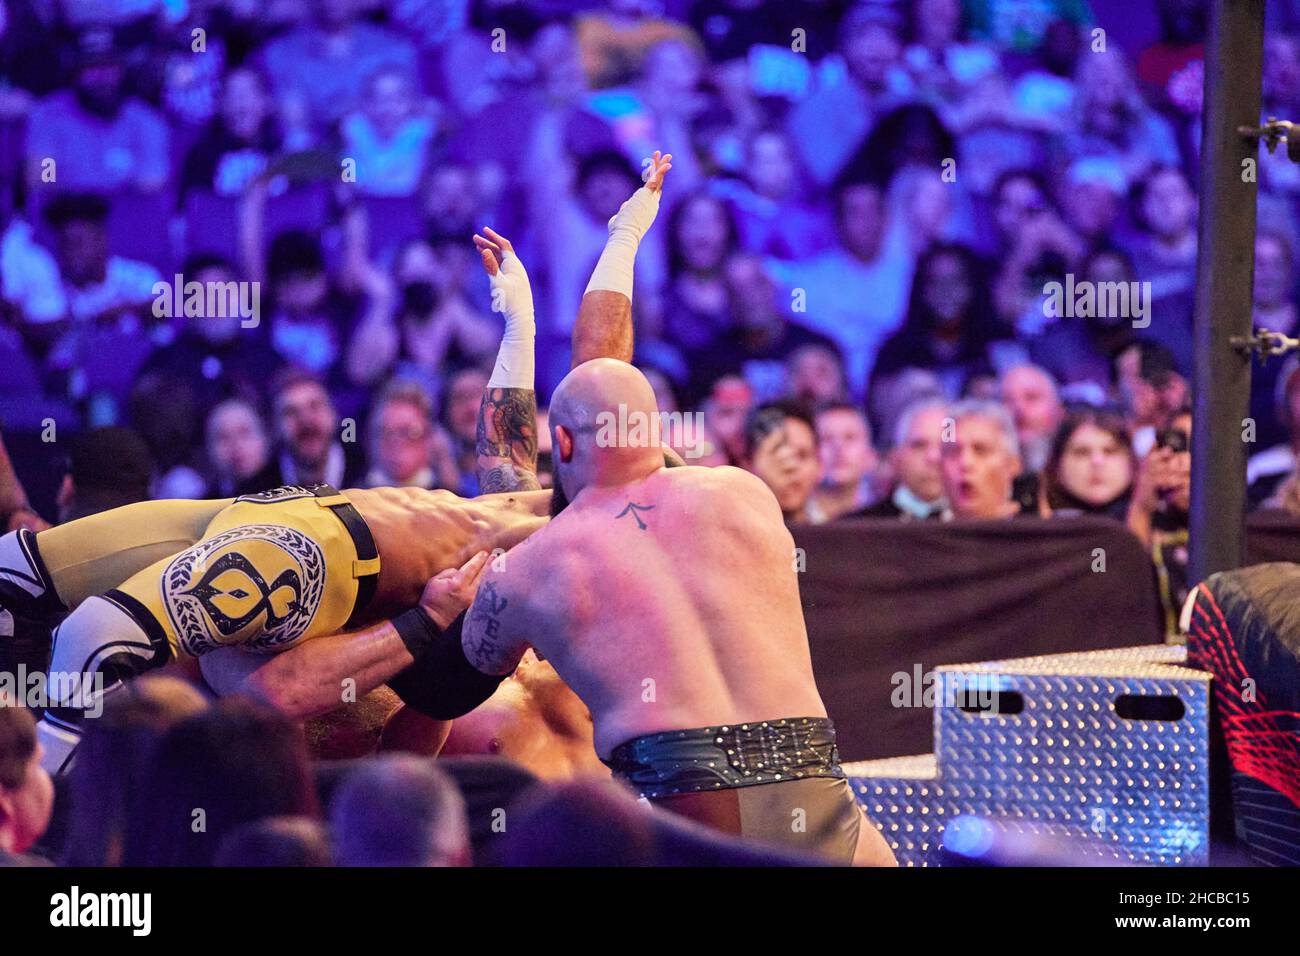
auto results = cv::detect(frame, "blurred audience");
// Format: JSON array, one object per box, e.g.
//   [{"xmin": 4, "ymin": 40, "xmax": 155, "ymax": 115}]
[
  {"xmin": 940, "ymin": 399, "xmax": 1027, "ymax": 520},
  {"xmin": 214, "ymin": 815, "xmax": 333, "ymax": 867},
  {"xmin": 1115, "ymin": 341, "xmax": 1189, "ymax": 456},
  {"xmin": 125, "ymin": 698, "xmax": 318, "ymax": 866},
  {"xmin": 662, "ymin": 192, "xmax": 741, "ymax": 353},
  {"xmin": 853, "ymin": 398, "xmax": 949, "ymax": 520},
  {"xmin": 0, "ymin": 431, "xmax": 48, "ymax": 533},
  {"xmin": 1028, "ymin": 246, "xmax": 1140, "ymax": 392},
  {"xmin": 329, "ymin": 754, "xmax": 469, "ymax": 867},
  {"xmin": 441, "ymin": 366, "xmax": 491, "ymax": 493},
  {"xmin": 743, "ymin": 399, "xmax": 821, "ymax": 524},
  {"xmin": 57, "ymin": 426, "xmax": 153, "ymax": 523},
  {"xmin": 701, "ymin": 375, "xmax": 754, "ymax": 466},
  {"xmin": 204, "ymin": 398, "xmax": 273, "ymax": 497},
  {"xmin": 1126, "ymin": 406, "xmax": 1192, "ymax": 636},
  {"xmin": 787, "ymin": 344, "xmax": 850, "ymax": 407},
  {"xmin": 62, "ymin": 675, "xmax": 209, "ymax": 867},
  {"xmin": 265, "ymin": 369, "xmax": 364, "ymax": 489},
  {"xmin": 0, "ymin": 0, "xmax": 1231, "ymax": 542},
  {"xmin": 768, "ymin": 178, "xmax": 913, "ymax": 397},
  {"xmin": 256, "ymin": 0, "xmax": 417, "ymax": 135},
  {"xmin": 690, "ymin": 253, "xmax": 839, "ymax": 407},
  {"xmin": 27, "ymin": 27, "xmax": 169, "ymax": 194},
  {"xmin": 1041, "ymin": 407, "xmax": 1135, "ymax": 520},
  {"xmin": 811, "ymin": 402, "xmax": 879, "ymax": 521},
  {"xmin": 363, "ymin": 378, "xmax": 458, "ymax": 490},
  {"xmin": 178, "ymin": 67, "xmax": 281, "ymax": 207},
  {"xmin": 341, "ymin": 65, "xmax": 437, "ymax": 198},
  {"xmin": 1000, "ymin": 364, "xmax": 1065, "ymax": 473},
  {"xmin": 1248, "ymin": 356, "xmax": 1300, "ymax": 510},
  {"xmin": 0, "ymin": 704, "xmax": 53, "ymax": 866},
  {"xmin": 871, "ymin": 243, "xmax": 1005, "ymax": 403},
  {"xmin": 137, "ymin": 252, "xmax": 278, "ymax": 418},
  {"xmin": 347, "ymin": 236, "xmax": 499, "ymax": 389},
  {"xmin": 1248, "ymin": 230, "xmax": 1299, "ymax": 449},
  {"xmin": 43, "ymin": 192, "xmax": 161, "ymax": 327}
]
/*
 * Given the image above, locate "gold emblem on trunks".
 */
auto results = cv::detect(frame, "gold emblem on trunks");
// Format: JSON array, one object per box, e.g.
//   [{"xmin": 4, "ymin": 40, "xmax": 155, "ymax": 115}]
[{"xmin": 162, "ymin": 524, "xmax": 326, "ymax": 655}]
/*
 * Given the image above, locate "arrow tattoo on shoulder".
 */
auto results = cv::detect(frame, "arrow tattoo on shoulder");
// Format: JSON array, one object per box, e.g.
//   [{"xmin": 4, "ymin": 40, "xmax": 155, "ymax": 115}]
[{"xmin": 616, "ymin": 502, "xmax": 655, "ymax": 530}]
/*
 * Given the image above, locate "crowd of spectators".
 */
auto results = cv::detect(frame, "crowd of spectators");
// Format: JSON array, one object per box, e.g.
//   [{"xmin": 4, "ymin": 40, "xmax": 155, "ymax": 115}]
[
  {"xmin": 4, "ymin": 2, "xmax": 1298, "ymax": 603},
  {"xmin": 2, "ymin": 671, "xmax": 848, "ymax": 866},
  {"xmin": 5, "ymin": 0, "xmax": 1300, "ymax": 868}
]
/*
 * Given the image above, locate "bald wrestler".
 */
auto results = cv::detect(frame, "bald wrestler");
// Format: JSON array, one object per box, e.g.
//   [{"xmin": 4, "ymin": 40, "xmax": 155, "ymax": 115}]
[{"xmin": 445, "ymin": 359, "xmax": 896, "ymax": 865}]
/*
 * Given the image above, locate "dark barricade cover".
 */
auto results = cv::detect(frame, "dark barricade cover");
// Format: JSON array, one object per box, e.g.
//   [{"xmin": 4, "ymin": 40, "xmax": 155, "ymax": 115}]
[{"xmin": 795, "ymin": 516, "xmax": 1164, "ymax": 761}]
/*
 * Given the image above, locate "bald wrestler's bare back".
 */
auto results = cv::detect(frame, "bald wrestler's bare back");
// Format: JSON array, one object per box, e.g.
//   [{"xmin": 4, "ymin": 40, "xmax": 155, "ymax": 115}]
[
  {"xmin": 458, "ymin": 355, "xmax": 894, "ymax": 864},
  {"xmin": 471, "ymin": 464, "xmax": 824, "ymax": 757}
]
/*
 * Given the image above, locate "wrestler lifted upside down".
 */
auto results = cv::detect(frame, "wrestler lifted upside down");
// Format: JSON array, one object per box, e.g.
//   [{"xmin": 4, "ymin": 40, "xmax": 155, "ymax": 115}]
[{"xmin": 0, "ymin": 153, "xmax": 672, "ymax": 775}]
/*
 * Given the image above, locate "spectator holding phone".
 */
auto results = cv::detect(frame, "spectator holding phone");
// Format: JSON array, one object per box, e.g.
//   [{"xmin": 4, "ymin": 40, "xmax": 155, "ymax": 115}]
[
  {"xmin": 1127, "ymin": 406, "xmax": 1192, "ymax": 637},
  {"xmin": 1127, "ymin": 407, "xmax": 1191, "ymax": 545}
]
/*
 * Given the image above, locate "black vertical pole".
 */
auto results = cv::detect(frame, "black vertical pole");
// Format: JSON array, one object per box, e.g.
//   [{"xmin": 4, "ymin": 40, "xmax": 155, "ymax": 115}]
[{"xmin": 1189, "ymin": 0, "xmax": 1265, "ymax": 585}]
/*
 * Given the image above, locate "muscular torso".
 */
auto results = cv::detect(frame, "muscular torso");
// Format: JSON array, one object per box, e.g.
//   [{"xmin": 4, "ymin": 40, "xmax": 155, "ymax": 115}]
[
  {"xmin": 439, "ymin": 651, "xmax": 608, "ymax": 780},
  {"xmin": 344, "ymin": 486, "xmax": 550, "ymax": 621},
  {"xmin": 498, "ymin": 466, "xmax": 827, "ymax": 757}
]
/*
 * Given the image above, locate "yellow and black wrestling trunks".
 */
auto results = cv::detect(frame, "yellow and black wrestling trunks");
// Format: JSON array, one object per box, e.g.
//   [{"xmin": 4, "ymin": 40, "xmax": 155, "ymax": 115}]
[
  {"xmin": 604, "ymin": 716, "xmax": 865, "ymax": 862},
  {"xmin": 37, "ymin": 484, "xmax": 380, "ymax": 657}
]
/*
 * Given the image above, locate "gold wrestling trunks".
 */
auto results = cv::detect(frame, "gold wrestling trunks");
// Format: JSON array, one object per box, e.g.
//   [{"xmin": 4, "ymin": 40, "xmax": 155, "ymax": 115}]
[
  {"xmin": 40, "ymin": 484, "xmax": 380, "ymax": 658},
  {"xmin": 9, "ymin": 484, "xmax": 382, "ymax": 772},
  {"xmin": 604, "ymin": 716, "xmax": 864, "ymax": 863}
]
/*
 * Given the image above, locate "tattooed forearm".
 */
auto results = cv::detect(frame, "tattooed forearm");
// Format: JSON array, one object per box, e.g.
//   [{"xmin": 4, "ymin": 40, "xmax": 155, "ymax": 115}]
[
  {"xmin": 476, "ymin": 386, "xmax": 541, "ymax": 491},
  {"xmin": 478, "ymin": 387, "xmax": 537, "ymax": 460},
  {"xmin": 480, "ymin": 463, "xmax": 538, "ymax": 493},
  {"xmin": 463, "ymin": 581, "xmax": 522, "ymax": 675}
]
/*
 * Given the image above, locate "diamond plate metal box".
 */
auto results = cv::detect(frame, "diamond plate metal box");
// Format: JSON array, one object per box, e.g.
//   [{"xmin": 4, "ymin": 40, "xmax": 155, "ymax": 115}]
[
  {"xmin": 847, "ymin": 646, "xmax": 1212, "ymax": 866},
  {"xmin": 844, "ymin": 755, "xmax": 944, "ymax": 867},
  {"xmin": 936, "ymin": 645, "xmax": 1210, "ymax": 865}
]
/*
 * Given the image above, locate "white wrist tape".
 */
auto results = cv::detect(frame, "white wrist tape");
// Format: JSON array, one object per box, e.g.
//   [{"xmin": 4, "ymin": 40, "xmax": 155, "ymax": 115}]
[
  {"xmin": 488, "ymin": 252, "xmax": 536, "ymax": 389},
  {"xmin": 583, "ymin": 185, "xmax": 663, "ymax": 300}
]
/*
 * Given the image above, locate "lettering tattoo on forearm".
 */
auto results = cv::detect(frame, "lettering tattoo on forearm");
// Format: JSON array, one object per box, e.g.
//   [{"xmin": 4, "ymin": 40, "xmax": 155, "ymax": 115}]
[
  {"xmin": 616, "ymin": 502, "xmax": 655, "ymax": 530},
  {"xmin": 477, "ymin": 387, "xmax": 541, "ymax": 492},
  {"xmin": 465, "ymin": 581, "xmax": 518, "ymax": 674}
]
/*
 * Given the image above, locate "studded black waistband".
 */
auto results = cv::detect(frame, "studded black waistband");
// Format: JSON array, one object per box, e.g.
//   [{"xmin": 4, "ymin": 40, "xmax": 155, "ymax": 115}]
[{"xmin": 604, "ymin": 716, "xmax": 844, "ymax": 798}]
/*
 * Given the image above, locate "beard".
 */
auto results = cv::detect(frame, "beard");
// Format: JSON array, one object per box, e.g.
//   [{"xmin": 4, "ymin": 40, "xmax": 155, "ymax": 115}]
[
  {"xmin": 549, "ymin": 476, "xmax": 571, "ymax": 517},
  {"xmin": 549, "ymin": 464, "xmax": 575, "ymax": 517}
]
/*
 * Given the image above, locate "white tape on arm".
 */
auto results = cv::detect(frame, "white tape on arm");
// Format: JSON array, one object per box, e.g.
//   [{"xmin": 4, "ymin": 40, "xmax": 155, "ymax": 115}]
[
  {"xmin": 488, "ymin": 252, "xmax": 536, "ymax": 389},
  {"xmin": 583, "ymin": 185, "xmax": 663, "ymax": 300}
]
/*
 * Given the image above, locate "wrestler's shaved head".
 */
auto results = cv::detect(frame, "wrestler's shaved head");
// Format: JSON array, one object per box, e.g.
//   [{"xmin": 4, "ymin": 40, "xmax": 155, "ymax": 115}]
[{"xmin": 550, "ymin": 359, "xmax": 666, "ymax": 512}]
